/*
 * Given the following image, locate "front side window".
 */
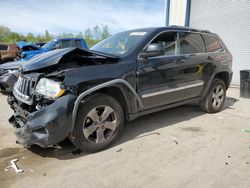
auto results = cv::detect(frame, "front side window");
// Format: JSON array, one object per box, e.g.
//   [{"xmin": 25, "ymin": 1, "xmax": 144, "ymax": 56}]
[
  {"xmin": 150, "ymin": 32, "xmax": 179, "ymax": 56},
  {"xmin": 203, "ymin": 35, "xmax": 224, "ymax": 53},
  {"xmin": 42, "ymin": 39, "xmax": 57, "ymax": 49},
  {"xmin": 180, "ymin": 33, "xmax": 205, "ymax": 54}
]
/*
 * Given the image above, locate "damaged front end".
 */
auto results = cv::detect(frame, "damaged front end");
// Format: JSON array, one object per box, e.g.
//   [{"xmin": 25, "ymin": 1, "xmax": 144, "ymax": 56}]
[
  {"xmin": 8, "ymin": 72, "xmax": 77, "ymax": 147},
  {"xmin": 7, "ymin": 47, "xmax": 118, "ymax": 147}
]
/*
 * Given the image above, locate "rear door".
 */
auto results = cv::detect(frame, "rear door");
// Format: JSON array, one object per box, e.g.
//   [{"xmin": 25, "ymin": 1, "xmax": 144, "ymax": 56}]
[
  {"xmin": 178, "ymin": 32, "xmax": 209, "ymax": 100},
  {"xmin": 137, "ymin": 31, "xmax": 188, "ymax": 109}
]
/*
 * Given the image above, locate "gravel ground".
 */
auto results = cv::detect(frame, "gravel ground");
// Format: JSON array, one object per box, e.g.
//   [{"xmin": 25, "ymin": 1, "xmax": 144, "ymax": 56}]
[{"xmin": 0, "ymin": 87, "xmax": 250, "ymax": 188}]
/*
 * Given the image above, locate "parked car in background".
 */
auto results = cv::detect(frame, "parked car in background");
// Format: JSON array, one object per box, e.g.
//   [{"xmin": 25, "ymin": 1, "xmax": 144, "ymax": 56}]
[
  {"xmin": 4, "ymin": 26, "xmax": 233, "ymax": 152},
  {"xmin": 20, "ymin": 43, "xmax": 41, "ymax": 52},
  {"xmin": 0, "ymin": 44, "xmax": 21, "ymax": 64},
  {"xmin": 20, "ymin": 38, "xmax": 88, "ymax": 60}
]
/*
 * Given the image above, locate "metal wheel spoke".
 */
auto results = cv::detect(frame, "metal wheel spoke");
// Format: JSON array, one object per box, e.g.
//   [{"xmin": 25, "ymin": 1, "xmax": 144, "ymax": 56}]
[
  {"xmin": 83, "ymin": 124, "xmax": 97, "ymax": 138},
  {"xmin": 96, "ymin": 129, "xmax": 105, "ymax": 143},
  {"xmin": 212, "ymin": 92, "xmax": 216, "ymax": 99},
  {"xmin": 217, "ymin": 98, "xmax": 222, "ymax": 106},
  {"xmin": 218, "ymin": 90, "xmax": 224, "ymax": 97},
  {"xmin": 88, "ymin": 108, "xmax": 99, "ymax": 122},
  {"xmin": 212, "ymin": 99, "xmax": 217, "ymax": 108},
  {"xmin": 215, "ymin": 86, "xmax": 220, "ymax": 94},
  {"xmin": 103, "ymin": 120, "xmax": 117, "ymax": 131},
  {"xmin": 101, "ymin": 106, "xmax": 113, "ymax": 121}
]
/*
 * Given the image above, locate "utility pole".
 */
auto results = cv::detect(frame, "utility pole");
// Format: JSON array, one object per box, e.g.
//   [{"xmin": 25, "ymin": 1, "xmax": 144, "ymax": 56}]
[{"xmin": 164, "ymin": 0, "xmax": 170, "ymax": 26}]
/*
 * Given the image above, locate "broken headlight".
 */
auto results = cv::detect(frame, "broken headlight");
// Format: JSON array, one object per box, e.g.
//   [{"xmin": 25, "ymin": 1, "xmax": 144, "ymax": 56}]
[{"xmin": 35, "ymin": 78, "xmax": 65, "ymax": 99}]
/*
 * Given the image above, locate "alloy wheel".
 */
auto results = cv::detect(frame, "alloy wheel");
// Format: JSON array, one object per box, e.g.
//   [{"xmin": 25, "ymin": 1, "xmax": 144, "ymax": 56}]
[
  {"xmin": 83, "ymin": 105, "xmax": 117, "ymax": 143},
  {"xmin": 212, "ymin": 85, "xmax": 224, "ymax": 109}
]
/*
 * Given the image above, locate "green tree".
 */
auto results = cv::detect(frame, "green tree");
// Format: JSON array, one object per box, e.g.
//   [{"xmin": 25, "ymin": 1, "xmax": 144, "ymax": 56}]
[
  {"xmin": 75, "ymin": 31, "xmax": 83, "ymax": 38},
  {"xmin": 45, "ymin": 30, "xmax": 52, "ymax": 41},
  {"xmin": 101, "ymin": 24, "xmax": 110, "ymax": 40},
  {"xmin": 26, "ymin": 32, "xmax": 35, "ymax": 42}
]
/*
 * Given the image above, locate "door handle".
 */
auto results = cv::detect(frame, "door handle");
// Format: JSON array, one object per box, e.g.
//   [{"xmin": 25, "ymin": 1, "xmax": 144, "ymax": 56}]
[{"xmin": 175, "ymin": 60, "xmax": 186, "ymax": 63}]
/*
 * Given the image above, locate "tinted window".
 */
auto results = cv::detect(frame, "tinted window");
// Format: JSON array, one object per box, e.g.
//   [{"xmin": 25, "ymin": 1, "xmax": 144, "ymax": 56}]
[
  {"xmin": 203, "ymin": 35, "xmax": 224, "ymax": 52},
  {"xmin": 180, "ymin": 33, "xmax": 205, "ymax": 54},
  {"xmin": 75, "ymin": 40, "xmax": 82, "ymax": 48},
  {"xmin": 59, "ymin": 40, "xmax": 71, "ymax": 48},
  {"xmin": 151, "ymin": 32, "xmax": 179, "ymax": 55},
  {"xmin": 0, "ymin": 45, "xmax": 8, "ymax": 50},
  {"xmin": 91, "ymin": 30, "xmax": 150, "ymax": 55}
]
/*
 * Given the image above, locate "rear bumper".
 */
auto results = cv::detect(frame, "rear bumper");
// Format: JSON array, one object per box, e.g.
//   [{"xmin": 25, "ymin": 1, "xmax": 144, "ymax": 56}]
[{"xmin": 9, "ymin": 94, "xmax": 77, "ymax": 147}]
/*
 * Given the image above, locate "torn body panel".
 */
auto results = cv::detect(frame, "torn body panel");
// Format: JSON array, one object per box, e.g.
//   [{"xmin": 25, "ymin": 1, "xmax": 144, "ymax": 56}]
[
  {"xmin": 8, "ymin": 94, "xmax": 76, "ymax": 147},
  {"xmin": 7, "ymin": 48, "xmax": 139, "ymax": 148}
]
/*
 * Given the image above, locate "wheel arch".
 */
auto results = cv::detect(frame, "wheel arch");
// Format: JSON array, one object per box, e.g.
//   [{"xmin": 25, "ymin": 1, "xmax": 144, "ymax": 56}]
[
  {"xmin": 214, "ymin": 71, "xmax": 230, "ymax": 89},
  {"xmin": 201, "ymin": 71, "xmax": 230, "ymax": 99},
  {"xmin": 71, "ymin": 79, "xmax": 143, "ymax": 132}
]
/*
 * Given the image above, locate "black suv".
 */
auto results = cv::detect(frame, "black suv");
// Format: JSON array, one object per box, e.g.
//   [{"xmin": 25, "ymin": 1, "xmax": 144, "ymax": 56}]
[{"xmin": 7, "ymin": 27, "xmax": 233, "ymax": 152}]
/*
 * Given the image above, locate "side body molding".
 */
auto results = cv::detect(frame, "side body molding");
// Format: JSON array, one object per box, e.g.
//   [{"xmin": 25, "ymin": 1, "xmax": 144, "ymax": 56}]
[{"xmin": 71, "ymin": 79, "xmax": 143, "ymax": 128}]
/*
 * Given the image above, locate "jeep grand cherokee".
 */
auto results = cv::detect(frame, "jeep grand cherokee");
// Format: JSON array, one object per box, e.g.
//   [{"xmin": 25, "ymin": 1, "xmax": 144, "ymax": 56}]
[{"xmin": 6, "ymin": 27, "xmax": 233, "ymax": 152}]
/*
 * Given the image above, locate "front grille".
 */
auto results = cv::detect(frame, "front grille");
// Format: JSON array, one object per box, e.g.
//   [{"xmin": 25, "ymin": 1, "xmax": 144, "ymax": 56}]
[{"xmin": 13, "ymin": 74, "xmax": 40, "ymax": 105}]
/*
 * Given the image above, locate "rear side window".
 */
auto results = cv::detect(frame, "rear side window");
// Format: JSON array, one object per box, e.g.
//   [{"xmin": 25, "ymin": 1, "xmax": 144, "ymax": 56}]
[
  {"xmin": 203, "ymin": 35, "xmax": 224, "ymax": 53},
  {"xmin": 151, "ymin": 32, "xmax": 179, "ymax": 55},
  {"xmin": 180, "ymin": 33, "xmax": 205, "ymax": 54},
  {"xmin": 75, "ymin": 40, "xmax": 82, "ymax": 48},
  {"xmin": 0, "ymin": 45, "xmax": 8, "ymax": 50},
  {"xmin": 59, "ymin": 40, "xmax": 72, "ymax": 48}
]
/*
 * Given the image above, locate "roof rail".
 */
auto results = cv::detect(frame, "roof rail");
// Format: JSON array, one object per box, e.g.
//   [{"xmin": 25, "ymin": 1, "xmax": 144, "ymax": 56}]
[{"xmin": 200, "ymin": 29, "xmax": 211, "ymax": 34}]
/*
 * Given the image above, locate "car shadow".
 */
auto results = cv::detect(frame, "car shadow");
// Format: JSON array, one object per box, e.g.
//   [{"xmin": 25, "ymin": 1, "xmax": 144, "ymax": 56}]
[{"xmin": 28, "ymin": 97, "xmax": 239, "ymax": 160}]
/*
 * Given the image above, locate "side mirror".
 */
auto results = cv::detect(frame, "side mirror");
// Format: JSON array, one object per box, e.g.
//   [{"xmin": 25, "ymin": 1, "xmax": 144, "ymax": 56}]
[
  {"xmin": 53, "ymin": 43, "xmax": 60, "ymax": 50},
  {"xmin": 139, "ymin": 43, "xmax": 164, "ymax": 58}
]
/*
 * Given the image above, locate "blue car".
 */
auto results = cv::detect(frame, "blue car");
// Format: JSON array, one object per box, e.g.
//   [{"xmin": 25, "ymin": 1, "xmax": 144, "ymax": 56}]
[{"xmin": 21, "ymin": 38, "xmax": 88, "ymax": 60}]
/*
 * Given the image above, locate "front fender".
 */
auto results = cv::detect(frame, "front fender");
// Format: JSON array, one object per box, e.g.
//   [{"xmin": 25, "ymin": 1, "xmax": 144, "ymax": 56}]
[{"xmin": 71, "ymin": 79, "xmax": 143, "ymax": 131}]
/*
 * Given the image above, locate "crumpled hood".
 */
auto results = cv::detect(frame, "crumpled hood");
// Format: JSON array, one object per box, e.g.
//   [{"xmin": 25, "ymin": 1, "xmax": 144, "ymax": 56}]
[{"xmin": 21, "ymin": 47, "xmax": 119, "ymax": 72}]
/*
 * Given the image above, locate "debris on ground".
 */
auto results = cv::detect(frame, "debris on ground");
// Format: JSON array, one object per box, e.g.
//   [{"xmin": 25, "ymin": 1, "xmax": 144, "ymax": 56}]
[
  {"xmin": 135, "ymin": 132, "xmax": 160, "ymax": 139},
  {"xmin": 70, "ymin": 149, "xmax": 82, "ymax": 155},
  {"xmin": 225, "ymin": 162, "xmax": 229, "ymax": 165},
  {"xmin": 173, "ymin": 137, "xmax": 179, "ymax": 145},
  {"xmin": 116, "ymin": 148, "xmax": 123, "ymax": 152},
  {"xmin": 5, "ymin": 159, "xmax": 24, "ymax": 173}
]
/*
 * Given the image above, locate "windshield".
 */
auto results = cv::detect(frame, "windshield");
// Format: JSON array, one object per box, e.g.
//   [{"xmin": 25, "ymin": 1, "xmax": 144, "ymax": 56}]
[
  {"xmin": 91, "ymin": 30, "xmax": 149, "ymax": 56},
  {"xmin": 42, "ymin": 39, "xmax": 57, "ymax": 49}
]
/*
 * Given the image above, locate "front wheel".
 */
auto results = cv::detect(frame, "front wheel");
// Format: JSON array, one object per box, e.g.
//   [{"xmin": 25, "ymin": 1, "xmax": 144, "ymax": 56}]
[
  {"xmin": 199, "ymin": 78, "xmax": 226, "ymax": 113},
  {"xmin": 69, "ymin": 93, "xmax": 124, "ymax": 152}
]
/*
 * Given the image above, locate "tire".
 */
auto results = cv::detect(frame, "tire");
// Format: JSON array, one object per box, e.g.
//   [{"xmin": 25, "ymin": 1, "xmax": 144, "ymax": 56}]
[
  {"xmin": 69, "ymin": 93, "xmax": 124, "ymax": 152},
  {"xmin": 199, "ymin": 78, "xmax": 226, "ymax": 113}
]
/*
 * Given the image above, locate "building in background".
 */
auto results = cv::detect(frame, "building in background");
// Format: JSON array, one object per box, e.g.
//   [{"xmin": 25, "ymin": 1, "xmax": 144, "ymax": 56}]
[{"xmin": 165, "ymin": 0, "xmax": 250, "ymax": 84}]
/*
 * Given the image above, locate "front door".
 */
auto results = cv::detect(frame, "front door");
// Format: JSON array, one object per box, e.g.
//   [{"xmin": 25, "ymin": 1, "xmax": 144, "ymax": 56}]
[{"xmin": 137, "ymin": 31, "xmax": 187, "ymax": 110}]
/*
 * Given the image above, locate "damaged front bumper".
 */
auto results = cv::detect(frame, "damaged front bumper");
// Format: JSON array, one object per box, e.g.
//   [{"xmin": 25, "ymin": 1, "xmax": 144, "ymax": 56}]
[{"xmin": 8, "ymin": 94, "xmax": 77, "ymax": 148}]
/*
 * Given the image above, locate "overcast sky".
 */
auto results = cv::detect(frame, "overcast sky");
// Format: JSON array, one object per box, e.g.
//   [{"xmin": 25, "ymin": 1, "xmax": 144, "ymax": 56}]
[{"xmin": 0, "ymin": 0, "xmax": 165, "ymax": 35}]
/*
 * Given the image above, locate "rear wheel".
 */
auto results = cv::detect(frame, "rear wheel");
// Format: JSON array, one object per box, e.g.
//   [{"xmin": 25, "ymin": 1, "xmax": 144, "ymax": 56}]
[
  {"xmin": 69, "ymin": 94, "xmax": 124, "ymax": 152},
  {"xmin": 199, "ymin": 78, "xmax": 226, "ymax": 113}
]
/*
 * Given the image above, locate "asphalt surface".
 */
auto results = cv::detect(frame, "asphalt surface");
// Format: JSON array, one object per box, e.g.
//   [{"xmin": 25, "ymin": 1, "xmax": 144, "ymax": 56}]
[{"xmin": 0, "ymin": 87, "xmax": 250, "ymax": 188}]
